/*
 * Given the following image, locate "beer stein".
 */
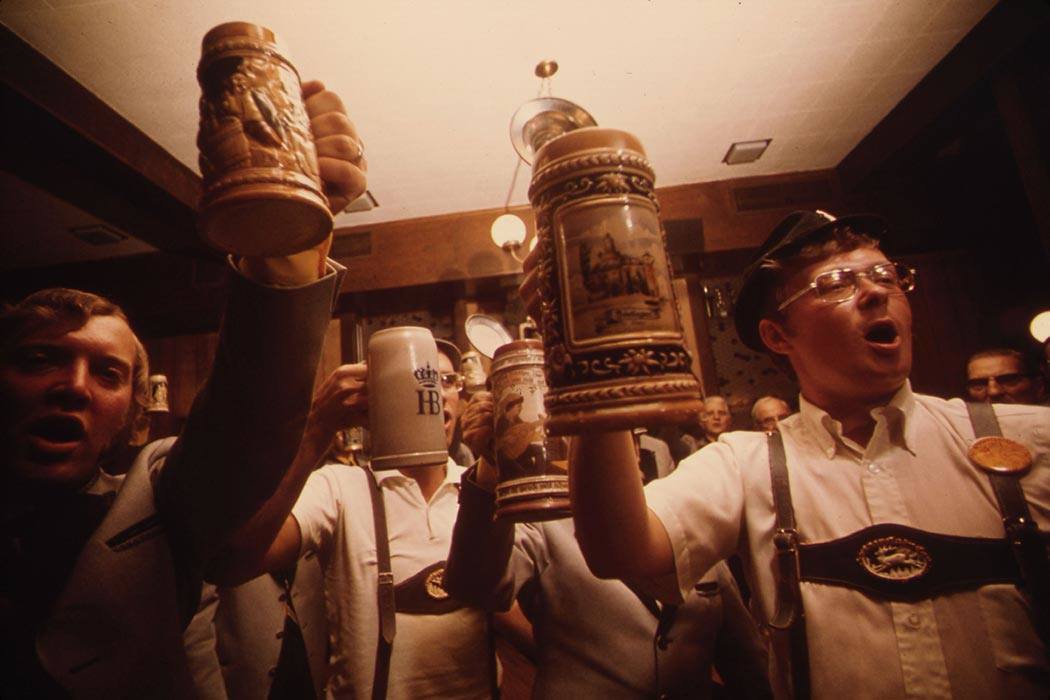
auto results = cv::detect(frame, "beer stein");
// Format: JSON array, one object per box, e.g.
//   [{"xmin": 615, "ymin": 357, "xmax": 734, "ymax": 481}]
[
  {"xmin": 460, "ymin": 351, "xmax": 488, "ymax": 395},
  {"xmin": 490, "ymin": 340, "xmax": 570, "ymax": 521},
  {"xmin": 526, "ymin": 127, "xmax": 702, "ymax": 435},
  {"xmin": 197, "ymin": 21, "xmax": 332, "ymax": 256},
  {"xmin": 367, "ymin": 327, "xmax": 449, "ymax": 471}
]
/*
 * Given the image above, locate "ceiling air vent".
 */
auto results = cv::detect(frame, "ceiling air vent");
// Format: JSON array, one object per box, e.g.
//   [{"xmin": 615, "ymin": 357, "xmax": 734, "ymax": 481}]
[
  {"xmin": 731, "ymin": 178, "xmax": 834, "ymax": 212},
  {"xmin": 69, "ymin": 224, "xmax": 127, "ymax": 246}
]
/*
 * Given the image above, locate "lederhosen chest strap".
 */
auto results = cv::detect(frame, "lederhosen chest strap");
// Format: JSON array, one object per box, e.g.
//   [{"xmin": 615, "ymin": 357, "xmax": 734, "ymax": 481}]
[
  {"xmin": 766, "ymin": 431, "xmax": 810, "ymax": 700},
  {"xmin": 964, "ymin": 402, "xmax": 1050, "ymax": 648},
  {"xmin": 363, "ymin": 467, "xmax": 395, "ymax": 700},
  {"xmin": 767, "ymin": 407, "xmax": 1050, "ymax": 699}
]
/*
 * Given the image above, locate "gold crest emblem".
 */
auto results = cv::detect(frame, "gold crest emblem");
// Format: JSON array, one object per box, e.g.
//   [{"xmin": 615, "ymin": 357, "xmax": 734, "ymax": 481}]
[
  {"xmin": 857, "ymin": 536, "xmax": 931, "ymax": 582},
  {"xmin": 425, "ymin": 567, "xmax": 449, "ymax": 600}
]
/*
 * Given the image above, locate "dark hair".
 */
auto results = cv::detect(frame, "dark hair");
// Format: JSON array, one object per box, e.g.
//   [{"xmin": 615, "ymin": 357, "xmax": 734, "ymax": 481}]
[
  {"xmin": 1, "ymin": 288, "xmax": 150, "ymax": 423},
  {"xmin": 967, "ymin": 347, "xmax": 1039, "ymax": 377}
]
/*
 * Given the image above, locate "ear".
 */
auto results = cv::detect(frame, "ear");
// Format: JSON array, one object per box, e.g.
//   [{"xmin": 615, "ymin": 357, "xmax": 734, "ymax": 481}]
[{"xmin": 758, "ymin": 317, "xmax": 793, "ymax": 356}]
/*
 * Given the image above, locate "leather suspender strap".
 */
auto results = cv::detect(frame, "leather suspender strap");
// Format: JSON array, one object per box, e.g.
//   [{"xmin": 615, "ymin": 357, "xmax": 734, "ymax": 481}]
[
  {"xmin": 965, "ymin": 402, "xmax": 1050, "ymax": 648},
  {"xmin": 766, "ymin": 431, "xmax": 811, "ymax": 700},
  {"xmin": 363, "ymin": 467, "xmax": 396, "ymax": 700}
]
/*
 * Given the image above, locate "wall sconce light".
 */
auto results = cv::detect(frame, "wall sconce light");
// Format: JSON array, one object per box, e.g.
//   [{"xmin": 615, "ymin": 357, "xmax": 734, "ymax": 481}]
[
  {"xmin": 703, "ymin": 284, "xmax": 731, "ymax": 319},
  {"xmin": 491, "ymin": 212, "xmax": 528, "ymax": 260},
  {"xmin": 1030, "ymin": 309, "xmax": 1050, "ymax": 343}
]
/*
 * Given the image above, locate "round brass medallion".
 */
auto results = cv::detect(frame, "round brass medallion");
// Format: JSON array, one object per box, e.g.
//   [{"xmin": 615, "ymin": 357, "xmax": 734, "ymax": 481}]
[{"xmin": 968, "ymin": 436, "xmax": 1033, "ymax": 474}]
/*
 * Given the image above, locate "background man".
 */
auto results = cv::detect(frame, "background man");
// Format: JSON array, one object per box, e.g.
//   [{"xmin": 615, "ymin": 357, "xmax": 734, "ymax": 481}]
[
  {"xmin": 675, "ymin": 395, "xmax": 733, "ymax": 459},
  {"xmin": 751, "ymin": 395, "xmax": 791, "ymax": 432},
  {"xmin": 436, "ymin": 338, "xmax": 474, "ymax": 467},
  {"xmin": 557, "ymin": 210, "xmax": 1049, "ymax": 699},
  {"xmin": 966, "ymin": 347, "xmax": 1046, "ymax": 404},
  {"xmin": 0, "ymin": 79, "xmax": 365, "ymax": 697},
  {"xmin": 446, "ymin": 393, "xmax": 771, "ymax": 699},
  {"xmin": 210, "ymin": 347, "xmax": 493, "ymax": 699}
]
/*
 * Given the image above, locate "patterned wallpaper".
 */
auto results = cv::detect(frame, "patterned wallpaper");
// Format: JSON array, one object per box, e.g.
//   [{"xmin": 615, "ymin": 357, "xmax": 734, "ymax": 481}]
[{"xmin": 702, "ymin": 274, "xmax": 798, "ymax": 427}]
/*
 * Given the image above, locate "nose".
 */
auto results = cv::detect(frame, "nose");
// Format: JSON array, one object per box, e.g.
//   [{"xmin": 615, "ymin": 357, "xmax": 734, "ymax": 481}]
[
  {"xmin": 984, "ymin": 378, "xmax": 1003, "ymax": 400},
  {"xmin": 854, "ymin": 275, "xmax": 891, "ymax": 309},
  {"xmin": 47, "ymin": 359, "xmax": 91, "ymax": 409}
]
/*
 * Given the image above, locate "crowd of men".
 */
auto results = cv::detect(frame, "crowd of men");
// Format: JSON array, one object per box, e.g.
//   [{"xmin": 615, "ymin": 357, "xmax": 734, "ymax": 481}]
[{"xmin": 1, "ymin": 79, "xmax": 1047, "ymax": 700}]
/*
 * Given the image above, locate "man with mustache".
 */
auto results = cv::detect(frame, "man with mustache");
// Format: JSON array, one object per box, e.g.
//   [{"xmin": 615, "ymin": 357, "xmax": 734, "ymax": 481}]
[
  {"xmin": 0, "ymin": 80, "xmax": 366, "ymax": 697},
  {"xmin": 560, "ymin": 210, "xmax": 1049, "ymax": 698}
]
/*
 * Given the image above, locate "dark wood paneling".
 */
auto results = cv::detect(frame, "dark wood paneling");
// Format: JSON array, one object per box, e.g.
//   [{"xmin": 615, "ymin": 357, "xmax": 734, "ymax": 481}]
[{"xmin": 838, "ymin": 0, "xmax": 1050, "ymax": 192}]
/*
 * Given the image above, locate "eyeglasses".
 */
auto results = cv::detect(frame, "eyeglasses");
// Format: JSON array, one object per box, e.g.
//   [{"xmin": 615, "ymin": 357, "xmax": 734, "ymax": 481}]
[
  {"xmin": 777, "ymin": 261, "xmax": 916, "ymax": 312},
  {"xmin": 440, "ymin": 372, "xmax": 464, "ymax": 391},
  {"xmin": 966, "ymin": 373, "xmax": 1031, "ymax": 393}
]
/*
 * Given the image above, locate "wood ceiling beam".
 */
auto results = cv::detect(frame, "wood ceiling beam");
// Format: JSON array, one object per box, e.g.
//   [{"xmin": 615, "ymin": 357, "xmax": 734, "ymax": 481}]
[{"xmin": 0, "ymin": 25, "xmax": 210, "ymax": 257}]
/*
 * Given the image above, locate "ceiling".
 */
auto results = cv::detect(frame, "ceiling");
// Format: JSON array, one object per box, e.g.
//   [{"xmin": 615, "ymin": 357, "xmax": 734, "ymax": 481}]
[{"xmin": 1, "ymin": 0, "xmax": 999, "ymax": 267}]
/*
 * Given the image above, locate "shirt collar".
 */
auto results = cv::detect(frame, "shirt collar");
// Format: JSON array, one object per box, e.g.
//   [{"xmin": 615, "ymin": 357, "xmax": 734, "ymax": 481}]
[
  {"xmin": 798, "ymin": 380, "xmax": 916, "ymax": 458},
  {"xmin": 374, "ymin": 456, "xmax": 462, "ymax": 488}
]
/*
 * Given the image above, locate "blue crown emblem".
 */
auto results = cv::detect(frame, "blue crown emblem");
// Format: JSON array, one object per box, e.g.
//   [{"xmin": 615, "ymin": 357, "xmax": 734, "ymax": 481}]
[{"xmin": 414, "ymin": 362, "xmax": 440, "ymax": 387}]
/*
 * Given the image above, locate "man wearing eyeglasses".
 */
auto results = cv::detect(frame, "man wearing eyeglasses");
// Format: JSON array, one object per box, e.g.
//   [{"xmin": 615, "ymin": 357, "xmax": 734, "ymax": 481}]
[
  {"xmin": 966, "ymin": 348, "xmax": 1046, "ymax": 405},
  {"xmin": 435, "ymin": 339, "xmax": 475, "ymax": 466},
  {"xmin": 559, "ymin": 210, "xmax": 1049, "ymax": 699}
]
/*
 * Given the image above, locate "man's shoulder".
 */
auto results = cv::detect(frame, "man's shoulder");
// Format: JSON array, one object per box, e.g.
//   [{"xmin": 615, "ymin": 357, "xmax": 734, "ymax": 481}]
[
  {"xmin": 913, "ymin": 393, "xmax": 1050, "ymax": 434},
  {"xmin": 676, "ymin": 429, "xmax": 770, "ymax": 472}
]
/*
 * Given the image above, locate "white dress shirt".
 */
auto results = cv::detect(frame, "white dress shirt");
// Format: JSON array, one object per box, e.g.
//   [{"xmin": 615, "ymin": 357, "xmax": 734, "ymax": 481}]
[
  {"xmin": 293, "ymin": 459, "xmax": 489, "ymax": 699},
  {"xmin": 644, "ymin": 381, "xmax": 1049, "ymax": 699}
]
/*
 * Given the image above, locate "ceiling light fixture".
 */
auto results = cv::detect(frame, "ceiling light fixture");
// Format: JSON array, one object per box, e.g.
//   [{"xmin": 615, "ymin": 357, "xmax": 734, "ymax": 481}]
[
  {"xmin": 491, "ymin": 59, "xmax": 596, "ymax": 264},
  {"xmin": 723, "ymin": 139, "xmax": 772, "ymax": 165}
]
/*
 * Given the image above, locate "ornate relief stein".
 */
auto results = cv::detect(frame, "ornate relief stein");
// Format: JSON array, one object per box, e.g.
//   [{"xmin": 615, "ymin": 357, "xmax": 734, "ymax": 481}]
[
  {"xmin": 197, "ymin": 22, "xmax": 332, "ymax": 255},
  {"xmin": 367, "ymin": 327, "xmax": 449, "ymax": 471},
  {"xmin": 489, "ymin": 340, "xmax": 570, "ymax": 521},
  {"xmin": 527, "ymin": 128, "xmax": 702, "ymax": 435}
]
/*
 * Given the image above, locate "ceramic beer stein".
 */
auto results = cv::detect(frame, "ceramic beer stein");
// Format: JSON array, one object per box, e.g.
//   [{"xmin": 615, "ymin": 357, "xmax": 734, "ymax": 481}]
[
  {"xmin": 367, "ymin": 327, "xmax": 449, "ymax": 471},
  {"xmin": 526, "ymin": 127, "xmax": 702, "ymax": 435},
  {"xmin": 197, "ymin": 21, "xmax": 332, "ymax": 256},
  {"xmin": 489, "ymin": 340, "xmax": 570, "ymax": 521}
]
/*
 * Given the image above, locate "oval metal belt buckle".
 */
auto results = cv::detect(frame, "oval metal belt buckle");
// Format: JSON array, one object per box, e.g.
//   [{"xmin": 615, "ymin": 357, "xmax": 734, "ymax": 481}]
[
  {"xmin": 968, "ymin": 436, "xmax": 1033, "ymax": 475},
  {"xmin": 857, "ymin": 536, "xmax": 932, "ymax": 582}
]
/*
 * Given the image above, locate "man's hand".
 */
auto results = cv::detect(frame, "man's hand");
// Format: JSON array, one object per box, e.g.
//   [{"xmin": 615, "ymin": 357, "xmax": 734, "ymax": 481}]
[
  {"xmin": 461, "ymin": 391, "xmax": 495, "ymax": 459},
  {"xmin": 239, "ymin": 80, "xmax": 367, "ymax": 286},
  {"xmin": 461, "ymin": 391, "xmax": 499, "ymax": 489},
  {"xmin": 303, "ymin": 80, "xmax": 367, "ymax": 215},
  {"xmin": 306, "ymin": 363, "xmax": 368, "ymax": 440}
]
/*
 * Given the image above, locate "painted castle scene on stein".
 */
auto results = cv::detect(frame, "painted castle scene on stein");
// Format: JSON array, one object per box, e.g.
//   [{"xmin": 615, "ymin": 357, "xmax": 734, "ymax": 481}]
[{"xmin": 556, "ymin": 199, "xmax": 681, "ymax": 346}]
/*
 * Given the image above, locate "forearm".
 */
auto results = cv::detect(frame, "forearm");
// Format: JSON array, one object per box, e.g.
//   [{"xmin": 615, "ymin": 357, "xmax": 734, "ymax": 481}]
[
  {"xmin": 444, "ymin": 467, "xmax": 518, "ymax": 609},
  {"xmin": 206, "ymin": 420, "xmax": 330, "ymax": 584},
  {"xmin": 570, "ymin": 430, "xmax": 671, "ymax": 579},
  {"xmin": 157, "ymin": 260, "xmax": 341, "ymax": 572}
]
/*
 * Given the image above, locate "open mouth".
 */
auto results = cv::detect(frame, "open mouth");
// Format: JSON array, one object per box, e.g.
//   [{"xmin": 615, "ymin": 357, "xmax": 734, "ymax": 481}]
[
  {"xmin": 863, "ymin": 320, "xmax": 900, "ymax": 347},
  {"xmin": 26, "ymin": 415, "xmax": 87, "ymax": 452}
]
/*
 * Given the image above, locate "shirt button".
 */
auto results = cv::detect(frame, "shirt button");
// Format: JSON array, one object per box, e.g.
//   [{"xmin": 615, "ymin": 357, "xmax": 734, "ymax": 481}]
[
  {"xmin": 906, "ymin": 613, "xmax": 921, "ymax": 628},
  {"xmin": 276, "ymin": 630, "xmax": 284, "ymax": 639},
  {"xmin": 867, "ymin": 463, "xmax": 882, "ymax": 474}
]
